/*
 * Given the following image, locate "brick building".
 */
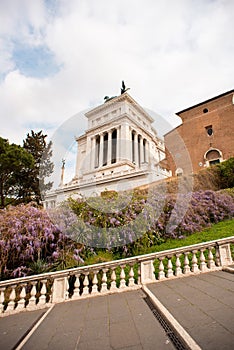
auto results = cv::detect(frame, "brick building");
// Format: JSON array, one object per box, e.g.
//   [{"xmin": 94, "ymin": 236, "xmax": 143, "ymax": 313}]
[{"xmin": 164, "ymin": 89, "xmax": 234, "ymax": 176}]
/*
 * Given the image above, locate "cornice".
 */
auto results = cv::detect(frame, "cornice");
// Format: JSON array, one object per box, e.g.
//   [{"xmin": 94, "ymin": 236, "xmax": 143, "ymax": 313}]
[{"xmin": 85, "ymin": 92, "xmax": 154, "ymax": 123}]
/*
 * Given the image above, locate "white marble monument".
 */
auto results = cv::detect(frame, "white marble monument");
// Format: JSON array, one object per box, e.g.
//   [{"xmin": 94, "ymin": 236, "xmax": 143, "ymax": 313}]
[{"xmin": 44, "ymin": 91, "xmax": 170, "ymax": 207}]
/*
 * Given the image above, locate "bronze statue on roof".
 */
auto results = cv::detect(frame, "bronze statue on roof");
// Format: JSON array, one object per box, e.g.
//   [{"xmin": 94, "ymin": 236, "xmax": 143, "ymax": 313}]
[{"xmin": 121, "ymin": 80, "xmax": 130, "ymax": 94}]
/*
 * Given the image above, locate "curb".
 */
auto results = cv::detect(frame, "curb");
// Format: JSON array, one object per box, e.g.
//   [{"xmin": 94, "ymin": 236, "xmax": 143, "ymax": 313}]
[
  {"xmin": 142, "ymin": 285, "xmax": 202, "ymax": 350},
  {"xmin": 15, "ymin": 304, "xmax": 54, "ymax": 350}
]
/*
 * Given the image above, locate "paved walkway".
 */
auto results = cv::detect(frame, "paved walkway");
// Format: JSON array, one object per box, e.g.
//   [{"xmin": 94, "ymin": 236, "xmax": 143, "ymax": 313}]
[
  {"xmin": 0, "ymin": 290, "xmax": 175, "ymax": 350},
  {"xmin": 0, "ymin": 270, "xmax": 233, "ymax": 350},
  {"xmin": 148, "ymin": 270, "xmax": 234, "ymax": 350}
]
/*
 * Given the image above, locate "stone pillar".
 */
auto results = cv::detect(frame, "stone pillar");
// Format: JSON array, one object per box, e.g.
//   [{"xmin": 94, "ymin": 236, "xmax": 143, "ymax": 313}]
[
  {"xmin": 107, "ymin": 130, "xmax": 112, "ymax": 165},
  {"xmin": 116, "ymin": 127, "xmax": 120, "ymax": 162},
  {"xmin": 91, "ymin": 136, "xmax": 97, "ymax": 169},
  {"xmin": 86, "ymin": 136, "xmax": 92, "ymax": 171},
  {"xmin": 52, "ymin": 276, "xmax": 69, "ymax": 303},
  {"xmin": 121, "ymin": 122, "xmax": 130, "ymax": 162},
  {"xmin": 217, "ymin": 244, "xmax": 233, "ymax": 266},
  {"xmin": 140, "ymin": 136, "xmax": 144, "ymax": 166},
  {"xmin": 145, "ymin": 140, "xmax": 149, "ymax": 163},
  {"xmin": 75, "ymin": 141, "xmax": 80, "ymax": 178},
  {"xmin": 99, "ymin": 133, "xmax": 104, "ymax": 167},
  {"xmin": 148, "ymin": 141, "xmax": 152, "ymax": 165},
  {"xmin": 140, "ymin": 260, "xmax": 156, "ymax": 284},
  {"xmin": 59, "ymin": 159, "xmax": 65, "ymax": 187},
  {"xmin": 134, "ymin": 132, "xmax": 139, "ymax": 166}
]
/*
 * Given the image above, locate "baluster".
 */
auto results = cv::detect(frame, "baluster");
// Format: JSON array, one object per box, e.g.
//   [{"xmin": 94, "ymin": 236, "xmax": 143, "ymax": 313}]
[
  {"xmin": 110, "ymin": 268, "xmax": 117, "ymax": 291},
  {"xmin": 17, "ymin": 284, "xmax": 26, "ymax": 310},
  {"xmin": 5, "ymin": 286, "xmax": 16, "ymax": 312},
  {"xmin": 175, "ymin": 254, "xmax": 182, "ymax": 276},
  {"xmin": 215, "ymin": 245, "xmax": 221, "ymax": 266},
  {"xmin": 91, "ymin": 270, "xmax": 99, "ymax": 295},
  {"xmin": 166, "ymin": 256, "xmax": 174, "ymax": 278},
  {"xmin": 101, "ymin": 268, "xmax": 108, "ymax": 293},
  {"xmin": 27, "ymin": 281, "xmax": 37, "ymax": 308},
  {"xmin": 191, "ymin": 250, "xmax": 199, "ymax": 273},
  {"xmin": 183, "ymin": 252, "xmax": 191, "ymax": 274},
  {"xmin": 120, "ymin": 266, "xmax": 126, "ymax": 288},
  {"xmin": 72, "ymin": 273, "xmax": 80, "ymax": 299},
  {"xmin": 199, "ymin": 249, "xmax": 207, "ymax": 272},
  {"xmin": 0, "ymin": 287, "xmax": 5, "ymax": 313},
  {"xmin": 137, "ymin": 263, "xmax": 141, "ymax": 285},
  {"xmin": 158, "ymin": 258, "xmax": 165, "ymax": 280},
  {"xmin": 208, "ymin": 247, "xmax": 216, "ymax": 270},
  {"xmin": 65, "ymin": 277, "xmax": 70, "ymax": 300},
  {"xmin": 83, "ymin": 272, "xmax": 89, "ymax": 296},
  {"xmin": 38, "ymin": 280, "xmax": 47, "ymax": 305},
  {"xmin": 128, "ymin": 265, "xmax": 135, "ymax": 287}
]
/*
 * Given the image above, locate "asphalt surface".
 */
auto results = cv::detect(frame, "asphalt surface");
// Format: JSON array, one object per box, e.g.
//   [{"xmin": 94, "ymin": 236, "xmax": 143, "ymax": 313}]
[{"xmin": 0, "ymin": 270, "xmax": 233, "ymax": 350}]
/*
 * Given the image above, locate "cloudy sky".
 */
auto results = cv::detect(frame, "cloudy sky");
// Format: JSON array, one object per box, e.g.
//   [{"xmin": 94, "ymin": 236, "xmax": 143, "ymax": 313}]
[{"xmin": 0, "ymin": 0, "xmax": 233, "ymax": 182}]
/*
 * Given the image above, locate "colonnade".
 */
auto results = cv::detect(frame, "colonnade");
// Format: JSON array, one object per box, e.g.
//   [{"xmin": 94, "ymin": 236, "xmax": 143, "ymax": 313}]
[{"xmin": 90, "ymin": 126, "xmax": 150, "ymax": 169}]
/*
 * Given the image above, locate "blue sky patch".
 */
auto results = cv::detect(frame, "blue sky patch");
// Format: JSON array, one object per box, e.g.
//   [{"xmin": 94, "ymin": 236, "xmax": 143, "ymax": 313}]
[{"xmin": 12, "ymin": 43, "xmax": 61, "ymax": 78}]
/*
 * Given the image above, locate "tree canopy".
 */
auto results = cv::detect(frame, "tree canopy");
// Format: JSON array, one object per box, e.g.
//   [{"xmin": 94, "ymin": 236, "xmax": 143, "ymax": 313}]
[
  {"xmin": 22, "ymin": 130, "xmax": 54, "ymax": 204},
  {"xmin": 0, "ymin": 137, "xmax": 34, "ymax": 208}
]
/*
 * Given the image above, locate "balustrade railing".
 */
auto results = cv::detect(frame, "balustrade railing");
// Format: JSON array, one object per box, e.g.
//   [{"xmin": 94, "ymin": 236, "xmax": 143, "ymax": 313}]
[{"xmin": 0, "ymin": 236, "xmax": 233, "ymax": 316}]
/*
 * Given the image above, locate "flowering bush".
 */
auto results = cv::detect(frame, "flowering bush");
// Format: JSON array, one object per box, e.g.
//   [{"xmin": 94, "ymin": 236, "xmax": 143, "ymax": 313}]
[
  {"xmin": 68, "ymin": 189, "xmax": 234, "ymax": 256},
  {"xmin": 0, "ymin": 203, "xmax": 84, "ymax": 279},
  {"xmin": 0, "ymin": 189, "xmax": 233, "ymax": 279},
  {"xmin": 167, "ymin": 190, "xmax": 234, "ymax": 237}
]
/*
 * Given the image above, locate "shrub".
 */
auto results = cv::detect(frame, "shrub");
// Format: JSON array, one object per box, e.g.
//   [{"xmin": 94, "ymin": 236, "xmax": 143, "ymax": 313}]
[{"xmin": 0, "ymin": 203, "xmax": 84, "ymax": 279}]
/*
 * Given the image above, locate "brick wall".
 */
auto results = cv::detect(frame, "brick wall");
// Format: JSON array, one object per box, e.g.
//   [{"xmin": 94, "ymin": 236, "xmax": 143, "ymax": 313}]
[{"xmin": 165, "ymin": 91, "xmax": 234, "ymax": 175}]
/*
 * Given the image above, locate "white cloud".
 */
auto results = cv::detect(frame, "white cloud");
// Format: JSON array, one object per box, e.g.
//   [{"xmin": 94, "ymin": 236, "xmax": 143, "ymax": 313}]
[{"xmin": 0, "ymin": 0, "xmax": 233, "ymax": 153}]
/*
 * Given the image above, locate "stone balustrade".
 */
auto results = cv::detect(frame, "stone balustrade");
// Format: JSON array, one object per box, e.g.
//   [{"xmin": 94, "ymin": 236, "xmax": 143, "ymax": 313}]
[{"xmin": 0, "ymin": 236, "xmax": 233, "ymax": 317}]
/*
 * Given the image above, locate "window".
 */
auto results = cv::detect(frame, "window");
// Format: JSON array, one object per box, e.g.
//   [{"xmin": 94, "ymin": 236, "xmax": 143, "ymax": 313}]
[
  {"xmin": 203, "ymin": 108, "xmax": 209, "ymax": 113},
  {"xmin": 175, "ymin": 168, "xmax": 183, "ymax": 176},
  {"xmin": 204, "ymin": 148, "xmax": 222, "ymax": 167},
  {"xmin": 205, "ymin": 125, "xmax": 213, "ymax": 136}
]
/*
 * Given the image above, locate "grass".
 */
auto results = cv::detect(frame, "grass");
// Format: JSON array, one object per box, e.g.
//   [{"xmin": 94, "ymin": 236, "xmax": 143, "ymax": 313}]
[
  {"xmin": 145, "ymin": 219, "xmax": 234, "ymax": 254},
  {"xmin": 82, "ymin": 219, "xmax": 234, "ymax": 266}
]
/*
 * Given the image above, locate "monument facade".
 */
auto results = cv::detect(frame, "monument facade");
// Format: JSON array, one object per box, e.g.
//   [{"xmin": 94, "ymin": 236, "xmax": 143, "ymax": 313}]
[{"xmin": 44, "ymin": 91, "xmax": 170, "ymax": 208}]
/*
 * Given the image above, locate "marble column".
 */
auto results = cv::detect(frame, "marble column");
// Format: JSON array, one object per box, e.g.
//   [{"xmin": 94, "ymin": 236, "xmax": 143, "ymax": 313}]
[
  {"xmin": 86, "ymin": 136, "xmax": 92, "ymax": 171},
  {"xmin": 107, "ymin": 130, "xmax": 112, "ymax": 165},
  {"xmin": 121, "ymin": 123, "xmax": 131, "ymax": 161},
  {"xmin": 116, "ymin": 127, "xmax": 120, "ymax": 162},
  {"xmin": 140, "ymin": 136, "xmax": 144, "ymax": 166},
  {"xmin": 99, "ymin": 133, "xmax": 104, "ymax": 167},
  {"xmin": 134, "ymin": 132, "xmax": 139, "ymax": 166}
]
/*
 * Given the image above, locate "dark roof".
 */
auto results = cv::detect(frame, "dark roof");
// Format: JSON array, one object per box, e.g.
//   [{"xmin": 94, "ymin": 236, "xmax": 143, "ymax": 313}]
[{"xmin": 176, "ymin": 89, "xmax": 234, "ymax": 115}]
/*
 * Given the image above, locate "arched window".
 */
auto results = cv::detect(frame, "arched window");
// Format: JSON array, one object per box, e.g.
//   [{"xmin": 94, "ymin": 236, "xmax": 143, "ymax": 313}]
[
  {"xmin": 204, "ymin": 148, "xmax": 222, "ymax": 166},
  {"xmin": 175, "ymin": 168, "xmax": 183, "ymax": 177}
]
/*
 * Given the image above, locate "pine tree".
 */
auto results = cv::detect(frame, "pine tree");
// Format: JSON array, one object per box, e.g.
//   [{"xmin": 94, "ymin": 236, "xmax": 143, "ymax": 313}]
[{"xmin": 23, "ymin": 130, "xmax": 54, "ymax": 204}]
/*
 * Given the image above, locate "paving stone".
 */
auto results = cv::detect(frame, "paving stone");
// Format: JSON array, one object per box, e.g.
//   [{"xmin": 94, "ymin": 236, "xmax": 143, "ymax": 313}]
[
  {"xmin": 148, "ymin": 271, "xmax": 234, "ymax": 350},
  {"xmin": 0, "ymin": 308, "xmax": 46, "ymax": 350}
]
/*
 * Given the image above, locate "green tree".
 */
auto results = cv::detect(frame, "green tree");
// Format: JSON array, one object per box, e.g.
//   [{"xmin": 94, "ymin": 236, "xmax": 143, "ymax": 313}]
[
  {"xmin": 0, "ymin": 137, "xmax": 34, "ymax": 208},
  {"xmin": 22, "ymin": 130, "xmax": 54, "ymax": 204},
  {"xmin": 216, "ymin": 157, "xmax": 234, "ymax": 189}
]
